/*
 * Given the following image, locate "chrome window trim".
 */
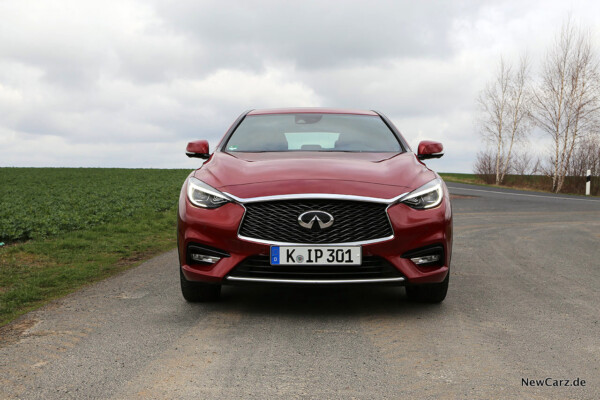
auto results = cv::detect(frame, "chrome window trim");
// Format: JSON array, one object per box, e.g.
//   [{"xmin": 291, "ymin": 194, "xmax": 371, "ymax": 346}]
[
  {"xmin": 226, "ymin": 276, "xmax": 405, "ymax": 284},
  {"xmin": 224, "ymin": 192, "xmax": 409, "ymax": 205}
]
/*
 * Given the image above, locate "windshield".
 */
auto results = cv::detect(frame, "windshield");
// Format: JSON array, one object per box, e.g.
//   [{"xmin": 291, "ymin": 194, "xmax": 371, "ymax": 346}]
[{"xmin": 223, "ymin": 114, "xmax": 403, "ymax": 152}]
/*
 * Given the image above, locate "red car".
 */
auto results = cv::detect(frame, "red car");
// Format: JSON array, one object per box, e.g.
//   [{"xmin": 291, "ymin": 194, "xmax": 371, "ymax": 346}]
[{"xmin": 178, "ymin": 108, "xmax": 452, "ymax": 303}]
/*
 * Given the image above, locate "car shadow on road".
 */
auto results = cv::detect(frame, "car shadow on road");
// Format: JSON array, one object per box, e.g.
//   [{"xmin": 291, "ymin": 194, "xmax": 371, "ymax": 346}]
[{"xmin": 194, "ymin": 285, "xmax": 446, "ymax": 318}]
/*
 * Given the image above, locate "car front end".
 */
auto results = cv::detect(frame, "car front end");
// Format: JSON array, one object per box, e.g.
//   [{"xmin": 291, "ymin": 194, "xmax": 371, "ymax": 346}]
[{"xmin": 178, "ymin": 108, "xmax": 452, "ymax": 302}]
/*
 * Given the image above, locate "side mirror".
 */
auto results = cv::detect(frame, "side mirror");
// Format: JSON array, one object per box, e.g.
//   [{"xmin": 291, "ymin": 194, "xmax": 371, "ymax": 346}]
[
  {"xmin": 417, "ymin": 140, "xmax": 444, "ymax": 160},
  {"xmin": 186, "ymin": 140, "xmax": 210, "ymax": 159}
]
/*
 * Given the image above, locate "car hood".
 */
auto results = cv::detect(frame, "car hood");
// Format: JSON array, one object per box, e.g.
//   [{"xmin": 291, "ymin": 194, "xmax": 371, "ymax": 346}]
[{"xmin": 194, "ymin": 151, "xmax": 435, "ymax": 199}]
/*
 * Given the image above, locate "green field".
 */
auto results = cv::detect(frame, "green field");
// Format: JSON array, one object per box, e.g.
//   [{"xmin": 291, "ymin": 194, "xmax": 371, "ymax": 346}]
[
  {"xmin": 0, "ymin": 168, "xmax": 192, "ymax": 326},
  {"xmin": 438, "ymin": 173, "xmax": 480, "ymax": 185},
  {"xmin": 0, "ymin": 168, "xmax": 192, "ymax": 243}
]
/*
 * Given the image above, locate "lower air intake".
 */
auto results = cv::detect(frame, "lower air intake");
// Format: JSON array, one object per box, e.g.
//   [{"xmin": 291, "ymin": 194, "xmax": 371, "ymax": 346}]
[{"xmin": 227, "ymin": 255, "xmax": 403, "ymax": 281}]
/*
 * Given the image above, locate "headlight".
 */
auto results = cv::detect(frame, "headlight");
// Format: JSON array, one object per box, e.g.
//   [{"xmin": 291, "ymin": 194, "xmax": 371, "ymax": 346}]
[
  {"xmin": 400, "ymin": 178, "xmax": 443, "ymax": 209},
  {"xmin": 187, "ymin": 177, "xmax": 231, "ymax": 209}
]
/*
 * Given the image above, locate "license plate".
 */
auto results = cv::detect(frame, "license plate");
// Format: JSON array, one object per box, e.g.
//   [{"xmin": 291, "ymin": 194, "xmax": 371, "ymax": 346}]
[{"xmin": 270, "ymin": 246, "xmax": 362, "ymax": 265}]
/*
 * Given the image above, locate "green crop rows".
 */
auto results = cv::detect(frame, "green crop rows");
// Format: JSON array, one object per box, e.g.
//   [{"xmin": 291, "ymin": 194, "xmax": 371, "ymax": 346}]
[{"xmin": 0, "ymin": 168, "xmax": 192, "ymax": 244}]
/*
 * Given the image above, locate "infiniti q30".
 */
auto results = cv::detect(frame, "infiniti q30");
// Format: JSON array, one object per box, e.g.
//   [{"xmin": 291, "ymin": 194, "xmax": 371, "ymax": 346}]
[{"xmin": 178, "ymin": 108, "xmax": 452, "ymax": 303}]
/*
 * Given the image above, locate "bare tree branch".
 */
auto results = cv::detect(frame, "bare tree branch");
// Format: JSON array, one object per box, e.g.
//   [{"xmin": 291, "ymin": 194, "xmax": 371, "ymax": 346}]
[
  {"xmin": 533, "ymin": 17, "xmax": 600, "ymax": 192},
  {"xmin": 477, "ymin": 56, "xmax": 532, "ymax": 184}
]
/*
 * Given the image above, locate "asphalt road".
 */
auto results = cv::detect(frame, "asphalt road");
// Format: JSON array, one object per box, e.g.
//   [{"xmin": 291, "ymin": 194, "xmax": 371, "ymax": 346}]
[{"xmin": 1, "ymin": 183, "xmax": 599, "ymax": 399}]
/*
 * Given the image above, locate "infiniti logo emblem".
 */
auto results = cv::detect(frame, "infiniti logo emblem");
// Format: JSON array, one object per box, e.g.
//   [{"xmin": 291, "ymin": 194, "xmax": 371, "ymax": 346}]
[{"xmin": 298, "ymin": 210, "xmax": 334, "ymax": 230}]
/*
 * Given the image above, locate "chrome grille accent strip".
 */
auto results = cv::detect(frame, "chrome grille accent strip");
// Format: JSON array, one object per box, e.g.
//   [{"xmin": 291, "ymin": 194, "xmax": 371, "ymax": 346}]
[
  {"xmin": 236, "ymin": 235, "xmax": 394, "ymax": 246},
  {"xmin": 224, "ymin": 192, "xmax": 408, "ymax": 204}
]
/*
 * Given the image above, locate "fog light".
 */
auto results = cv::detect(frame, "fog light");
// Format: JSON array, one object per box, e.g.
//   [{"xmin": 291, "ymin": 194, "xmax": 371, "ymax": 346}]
[
  {"xmin": 402, "ymin": 244, "xmax": 444, "ymax": 267},
  {"xmin": 187, "ymin": 243, "xmax": 230, "ymax": 265},
  {"xmin": 410, "ymin": 254, "xmax": 441, "ymax": 265},
  {"xmin": 190, "ymin": 254, "xmax": 221, "ymax": 264}
]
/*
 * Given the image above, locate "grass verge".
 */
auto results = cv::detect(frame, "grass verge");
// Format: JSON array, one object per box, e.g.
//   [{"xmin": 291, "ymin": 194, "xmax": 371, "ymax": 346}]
[
  {"xmin": 439, "ymin": 172, "xmax": 598, "ymax": 196},
  {"xmin": 0, "ymin": 208, "xmax": 178, "ymax": 327},
  {"xmin": 438, "ymin": 173, "xmax": 480, "ymax": 185}
]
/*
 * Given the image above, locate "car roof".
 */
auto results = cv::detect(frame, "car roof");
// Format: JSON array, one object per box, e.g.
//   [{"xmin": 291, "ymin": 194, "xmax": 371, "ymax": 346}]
[{"xmin": 247, "ymin": 108, "xmax": 378, "ymax": 116}]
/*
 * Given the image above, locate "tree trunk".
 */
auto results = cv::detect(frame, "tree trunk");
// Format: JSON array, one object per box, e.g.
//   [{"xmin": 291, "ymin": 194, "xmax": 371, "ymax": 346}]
[{"xmin": 495, "ymin": 139, "xmax": 502, "ymax": 185}]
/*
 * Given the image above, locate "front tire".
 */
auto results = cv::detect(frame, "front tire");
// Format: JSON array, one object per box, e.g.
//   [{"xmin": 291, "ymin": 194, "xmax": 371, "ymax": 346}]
[
  {"xmin": 180, "ymin": 269, "xmax": 221, "ymax": 302},
  {"xmin": 405, "ymin": 273, "xmax": 449, "ymax": 303}
]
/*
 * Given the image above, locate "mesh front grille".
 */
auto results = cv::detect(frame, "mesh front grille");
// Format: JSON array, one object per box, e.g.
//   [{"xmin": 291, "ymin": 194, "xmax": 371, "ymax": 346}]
[
  {"xmin": 228, "ymin": 255, "xmax": 402, "ymax": 281},
  {"xmin": 239, "ymin": 199, "xmax": 393, "ymax": 244}
]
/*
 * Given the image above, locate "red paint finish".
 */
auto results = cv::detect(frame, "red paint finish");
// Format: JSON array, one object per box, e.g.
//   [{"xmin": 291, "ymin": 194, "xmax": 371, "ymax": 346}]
[
  {"xmin": 178, "ymin": 109, "xmax": 452, "ymax": 288},
  {"xmin": 417, "ymin": 140, "xmax": 443, "ymax": 156},
  {"xmin": 179, "ymin": 194, "xmax": 452, "ymax": 284},
  {"xmin": 194, "ymin": 151, "xmax": 432, "ymax": 195},
  {"xmin": 186, "ymin": 140, "xmax": 209, "ymax": 155}
]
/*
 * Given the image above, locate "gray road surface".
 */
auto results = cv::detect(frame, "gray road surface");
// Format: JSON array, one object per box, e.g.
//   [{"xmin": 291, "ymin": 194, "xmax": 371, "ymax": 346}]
[{"xmin": 1, "ymin": 183, "xmax": 599, "ymax": 399}]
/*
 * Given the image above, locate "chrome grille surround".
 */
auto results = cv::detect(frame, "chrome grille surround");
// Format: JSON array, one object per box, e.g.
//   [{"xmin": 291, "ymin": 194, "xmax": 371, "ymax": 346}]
[{"xmin": 237, "ymin": 199, "xmax": 394, "ymax": 245}]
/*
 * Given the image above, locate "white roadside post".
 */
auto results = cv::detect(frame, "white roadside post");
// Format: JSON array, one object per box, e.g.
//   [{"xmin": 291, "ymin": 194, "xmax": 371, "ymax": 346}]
[{"xmin": 586, "ymin": 169, "xmax": 591, "ymax": 196}]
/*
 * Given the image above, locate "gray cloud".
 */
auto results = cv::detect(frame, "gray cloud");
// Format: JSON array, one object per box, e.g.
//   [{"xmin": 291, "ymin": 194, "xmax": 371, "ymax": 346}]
[
  {"xmin": 154, "ymin": 1, "xmax": 481, "ymax": 71},
  {"xmin": 1, "ymin": 0, "xmax": 600, "ymax": 170}
]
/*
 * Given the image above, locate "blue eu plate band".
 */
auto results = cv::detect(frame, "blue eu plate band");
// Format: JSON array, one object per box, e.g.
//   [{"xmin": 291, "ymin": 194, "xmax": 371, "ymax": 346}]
[{"xmin": 271, "ymin": 246, "xmax": 280, "ymax": 265}]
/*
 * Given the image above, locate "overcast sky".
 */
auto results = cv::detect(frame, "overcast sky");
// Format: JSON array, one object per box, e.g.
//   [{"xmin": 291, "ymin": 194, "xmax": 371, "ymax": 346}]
[{"xmin": 1, "ymin": 0, "xmax": 599, "ymax": 172}]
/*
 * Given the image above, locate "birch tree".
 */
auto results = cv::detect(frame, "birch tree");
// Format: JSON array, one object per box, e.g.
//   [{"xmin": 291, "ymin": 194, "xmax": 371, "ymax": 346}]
[
  {"xmin": 478, "ymin": 56, "xmax": 532, "ymax": 184},
  {"xmin": 533, "ymin": 19, "xmax": 600, "ymax": 192}
]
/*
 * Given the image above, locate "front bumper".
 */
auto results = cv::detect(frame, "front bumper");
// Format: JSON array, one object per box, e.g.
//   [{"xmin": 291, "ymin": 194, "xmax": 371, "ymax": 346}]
[{"xmin": 177, "ymin": 189, "xmax": 452, "ymax": 286}]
